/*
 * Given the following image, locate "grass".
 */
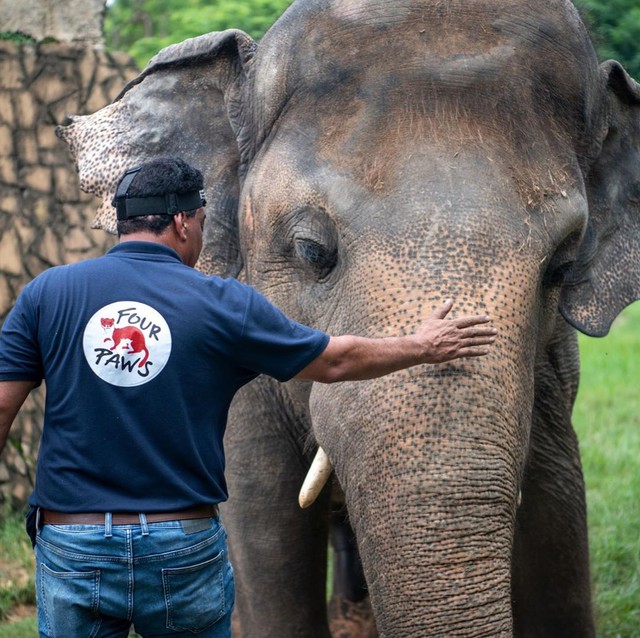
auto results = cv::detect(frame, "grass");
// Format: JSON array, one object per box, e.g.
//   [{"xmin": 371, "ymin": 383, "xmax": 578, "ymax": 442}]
[
  {"xmin": 0, "ymin": 506, "xmax": 36, "ymax": 637},
  {"xmin": 0, "ymin": 304, "xmax": 638, "ymax": 636},
  {"xmin": 0, "ymin": 616, "xmax": 38, "ymax": 638},
  {"xmin": 573, "ymin": 301, "xmax": 640, "ymax": 637}
]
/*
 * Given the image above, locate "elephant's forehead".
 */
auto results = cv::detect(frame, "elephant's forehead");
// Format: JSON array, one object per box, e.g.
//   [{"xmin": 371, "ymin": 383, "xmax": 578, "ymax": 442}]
[
  {"xmin": 253, "ymin": 111, "xmax": 579, "ymax": 232},
  {"xmin": 283, "ymin": 0, "xmax": 587, "ymax": 57},
  {"xmin": 255, "ymin": 3, "xmax": 592, "ymax": 201},
  {"xmin": 256, "ymin": 0, "xmax": 595, "ymax": 161}
]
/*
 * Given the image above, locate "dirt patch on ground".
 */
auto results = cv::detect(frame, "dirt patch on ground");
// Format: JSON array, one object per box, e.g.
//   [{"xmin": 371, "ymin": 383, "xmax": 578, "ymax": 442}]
[{"xmin": 6, "ymin": 603, "xmax": 36, "ymax": 623}]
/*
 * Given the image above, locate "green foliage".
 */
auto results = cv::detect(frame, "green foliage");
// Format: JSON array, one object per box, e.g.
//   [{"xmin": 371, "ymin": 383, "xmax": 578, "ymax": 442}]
[
  {"xmin": 104, "ymin": 0, "xmax": 294, "ymax": 68},
  {"xmin": 105, "ymin": 0, "xmax": 640, "ymax": 79},
  {"xmin": 0, "ymin": 32, "xmax": 57, "ymax": 45},
  {"xmin": 0, "ymin": 32, "xmax": 37, "ymax": 44},
  {"xmin": 574, "ymin": 0, "xmax": 640, "ymax": 79}
]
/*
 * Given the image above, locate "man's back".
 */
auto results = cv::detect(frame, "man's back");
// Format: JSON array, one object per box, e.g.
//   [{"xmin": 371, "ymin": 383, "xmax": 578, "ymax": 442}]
[{"xmin": 1, "ymin": 240, "xmax": 328, "ymax": 513}]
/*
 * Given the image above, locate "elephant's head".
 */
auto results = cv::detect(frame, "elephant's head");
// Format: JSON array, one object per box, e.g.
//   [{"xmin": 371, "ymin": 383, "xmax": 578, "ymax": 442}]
[{"xmin": 58, "ymin": 0, "xmax": 640, "ymax": 634}]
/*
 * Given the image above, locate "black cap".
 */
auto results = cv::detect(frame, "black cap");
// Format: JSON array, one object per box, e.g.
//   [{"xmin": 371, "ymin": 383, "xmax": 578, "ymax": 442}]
[{"xmin": 113, "ymin": 165, "xmax": 206, "ymax": 221}]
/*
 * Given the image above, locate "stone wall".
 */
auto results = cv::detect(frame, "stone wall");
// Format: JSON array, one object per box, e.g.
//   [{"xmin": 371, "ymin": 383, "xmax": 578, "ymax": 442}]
[
  {"xmin": 0, "ymin": 0, "xmax": 106, "ymax": 45},
  {"xmin": 0, "ymin": 41, "xmax": 138, "ymax": 508}
]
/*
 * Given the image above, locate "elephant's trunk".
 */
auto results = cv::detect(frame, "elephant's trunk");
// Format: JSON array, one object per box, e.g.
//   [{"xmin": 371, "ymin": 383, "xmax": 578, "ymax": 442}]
[{"xmin": 310, "ymin": 356, "xmax": 531, "ymax": 636}]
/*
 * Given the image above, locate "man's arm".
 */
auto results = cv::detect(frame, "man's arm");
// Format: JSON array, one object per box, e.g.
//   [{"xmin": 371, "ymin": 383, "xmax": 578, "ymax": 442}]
[
  {"xmin": 0, "ymin": 381, "xmax": 36, "ymax": 454},
  {"xmin": 296, "ymin": 300, "xmax": 497, "ymax": 383}
]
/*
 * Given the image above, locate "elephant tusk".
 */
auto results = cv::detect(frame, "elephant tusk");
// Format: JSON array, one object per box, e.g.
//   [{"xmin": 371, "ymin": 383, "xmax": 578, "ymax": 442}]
[{"xmin": 298, "ymin": 447, "xmax": 333, "ymax": 508}]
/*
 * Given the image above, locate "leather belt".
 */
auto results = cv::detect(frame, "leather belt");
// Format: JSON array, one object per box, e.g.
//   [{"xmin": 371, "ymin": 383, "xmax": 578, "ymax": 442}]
[{"xmin": 39, "ymin": 504, "xmax": 218, "ymax": 526}]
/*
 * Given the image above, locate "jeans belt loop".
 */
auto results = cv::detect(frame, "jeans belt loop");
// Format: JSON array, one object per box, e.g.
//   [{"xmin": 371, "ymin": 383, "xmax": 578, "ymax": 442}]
[
  {"xmin": 104, "ymin": 512, "xmax": 113, "ymax": 538},
  {"xmin": 139, "ymin": 513, "xmax": 149, "ymax": 536}
]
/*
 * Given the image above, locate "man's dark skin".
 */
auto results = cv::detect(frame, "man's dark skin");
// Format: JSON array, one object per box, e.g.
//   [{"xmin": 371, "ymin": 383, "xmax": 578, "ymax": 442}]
[{"xmin": 0, "ymin": 206, "xmax": 497, "ymax": 452}]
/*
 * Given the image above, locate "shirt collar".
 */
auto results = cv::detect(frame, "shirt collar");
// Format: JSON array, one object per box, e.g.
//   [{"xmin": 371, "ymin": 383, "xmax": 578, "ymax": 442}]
[{"xmin": 107, "ymin": 241, "xmax": 184, "ymax": 263}]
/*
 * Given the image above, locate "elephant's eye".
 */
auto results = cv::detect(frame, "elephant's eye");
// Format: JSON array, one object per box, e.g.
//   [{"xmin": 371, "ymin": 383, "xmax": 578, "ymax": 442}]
[
  {"xmin": 542, "ymin": 230, "xmax": 581, "ymax": 288},
  {"xmin": 292, "ymin": 235, "xmax": 338, "ymax": 280},
  {"xmin": 628, "ymin": 182, "xmax": 640, "ymax": 204},
  {"xmin": 543, "ymin": 260, "xmax": 575, "ymax": 287},
  {"xmin": 294, "ymin": 238, "xmax": 337, "ymax": 270},
  {"xmin": 287, "ymin": 207, "xmax": 339, "ymax": 280}
]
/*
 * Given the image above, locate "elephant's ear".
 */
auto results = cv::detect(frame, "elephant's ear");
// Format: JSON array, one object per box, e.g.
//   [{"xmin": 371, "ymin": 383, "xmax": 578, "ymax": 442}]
[
  {"xmin": 559, "ymin": 60, "xmax": 640, "ymax": 336},
  {"xmin": 56, "ymin": 29, "xmax": 257, "ymax": 277}
]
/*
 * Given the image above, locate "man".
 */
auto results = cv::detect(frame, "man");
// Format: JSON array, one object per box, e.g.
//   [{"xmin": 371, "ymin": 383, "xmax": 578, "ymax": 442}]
[{"xmin": 0, "ymin": 158, "xmax": 496, "ymax": 637}]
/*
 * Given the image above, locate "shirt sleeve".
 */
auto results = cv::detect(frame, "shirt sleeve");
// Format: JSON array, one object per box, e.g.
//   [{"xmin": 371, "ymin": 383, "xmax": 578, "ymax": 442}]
[
  {"xmin": 0, "ymin": 286, "xmax": 44, "ymax": 384},
  {"xmin": 235, "ymin": 286, "xmax": 330, "ymax": 382}
]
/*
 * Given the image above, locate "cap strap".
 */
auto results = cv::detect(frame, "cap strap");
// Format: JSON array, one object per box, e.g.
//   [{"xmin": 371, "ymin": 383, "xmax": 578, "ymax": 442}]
[{"xmin": 117, "ymin": 191, "xmax": 205, "ymax": 220}]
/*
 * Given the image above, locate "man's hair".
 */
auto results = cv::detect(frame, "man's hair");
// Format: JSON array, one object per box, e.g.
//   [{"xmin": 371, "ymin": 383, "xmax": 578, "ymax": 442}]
[{"xmin": 116, "ymin": 158, "xmax": 204, "ymax": 237}]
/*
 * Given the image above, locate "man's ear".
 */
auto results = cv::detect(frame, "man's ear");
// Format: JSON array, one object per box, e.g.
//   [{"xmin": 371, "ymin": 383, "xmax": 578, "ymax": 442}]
[{"xmin": 173, "ymin": 212, "xmax": 188, "ymax": 240}]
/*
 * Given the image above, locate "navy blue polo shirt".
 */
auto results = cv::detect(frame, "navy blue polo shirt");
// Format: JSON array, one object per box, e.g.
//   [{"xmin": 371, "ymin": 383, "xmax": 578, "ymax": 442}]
[{"xmin": 0, "ymin": 242, "xmax": 329, "ymax": 512}]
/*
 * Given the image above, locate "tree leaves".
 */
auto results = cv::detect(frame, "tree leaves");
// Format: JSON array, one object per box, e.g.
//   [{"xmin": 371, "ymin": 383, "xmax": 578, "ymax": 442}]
[
  {"xmin": 575, "ymin": 0, "xmax": 640, "ymax": 80},
  {"xmin": 105, "ymin": 1, "xmax": 640, "ymax": 81},
  {"xmin": 104, "ymin": 0, "xmax": 294, "ymax": 68}
]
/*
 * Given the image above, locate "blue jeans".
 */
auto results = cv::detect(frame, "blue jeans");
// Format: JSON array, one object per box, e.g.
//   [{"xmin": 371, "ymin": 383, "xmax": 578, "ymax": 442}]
[{"xmin": 34, "ymin": 515, "xmax": 234, "ymax": 637}]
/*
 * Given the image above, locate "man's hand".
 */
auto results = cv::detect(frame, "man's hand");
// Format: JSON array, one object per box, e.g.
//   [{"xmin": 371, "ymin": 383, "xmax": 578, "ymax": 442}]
[
  {"xmin": 414, "ymin": 299, "xmax": 496, "ymax": 363},
  {"xmin": 296, "ymin": 299, "xmax": 497, "ymax": 383}
]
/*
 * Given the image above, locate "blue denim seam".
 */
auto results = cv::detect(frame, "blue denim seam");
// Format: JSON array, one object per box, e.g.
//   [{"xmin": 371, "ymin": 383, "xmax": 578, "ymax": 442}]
[
  {"xmin": 36, "ymin": 522, "xmax": 224, "ymax": 564},
  {"xmin": 135, "ymin": 524, "xmax": 225, "ymax": 565},
  {"xmin": 126, "ymin": 527, "xmax": 134, "ymax": 621},
  {"xmin": 36, "ymin": 536, "xmax": 129, "ymax": 564}
]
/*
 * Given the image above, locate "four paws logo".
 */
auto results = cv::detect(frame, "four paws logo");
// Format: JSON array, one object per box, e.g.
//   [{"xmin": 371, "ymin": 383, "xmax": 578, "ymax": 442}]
[{"xmin": 83, "ymin": 302, "xmax": 172, "ymax": 387}]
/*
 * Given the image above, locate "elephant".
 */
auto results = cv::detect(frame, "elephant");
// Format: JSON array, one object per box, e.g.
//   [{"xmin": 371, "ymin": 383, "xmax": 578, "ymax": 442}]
[{"xmin": 56, "ymin": 0, "xmax": 640, "ymax": 635}]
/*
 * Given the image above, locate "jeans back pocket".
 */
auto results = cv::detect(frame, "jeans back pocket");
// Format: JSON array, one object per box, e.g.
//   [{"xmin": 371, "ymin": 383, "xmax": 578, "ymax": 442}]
[
  {"xmin": 162, "ymin": 550, "xmax": 230, "ymax": 633},
  {"xmin": 40, "ymin": 562, "xmax": 101, "ymax": 638}
]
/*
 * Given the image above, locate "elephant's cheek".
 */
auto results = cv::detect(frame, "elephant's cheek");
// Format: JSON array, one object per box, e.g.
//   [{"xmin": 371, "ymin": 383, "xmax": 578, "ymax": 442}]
[{"xmin": 243, "ymin": 194, "xmax": 255, "ymax": 242}]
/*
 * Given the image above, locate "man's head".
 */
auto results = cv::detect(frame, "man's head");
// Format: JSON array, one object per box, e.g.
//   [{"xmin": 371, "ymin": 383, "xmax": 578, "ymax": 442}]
[
  {"xmin": 114, "ymin": 158, "xmax": 205, "ymax": 237},
  {"xmin": 114, "ymin": 158, "xmax": 207, "ymax": 267}
]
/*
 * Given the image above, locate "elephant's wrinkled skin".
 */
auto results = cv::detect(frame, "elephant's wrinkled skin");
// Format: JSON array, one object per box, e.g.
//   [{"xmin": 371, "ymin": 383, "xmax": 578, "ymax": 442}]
[{"xmin": 57, "ymin": 0, "xmax": 640, "ymax": 635}]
